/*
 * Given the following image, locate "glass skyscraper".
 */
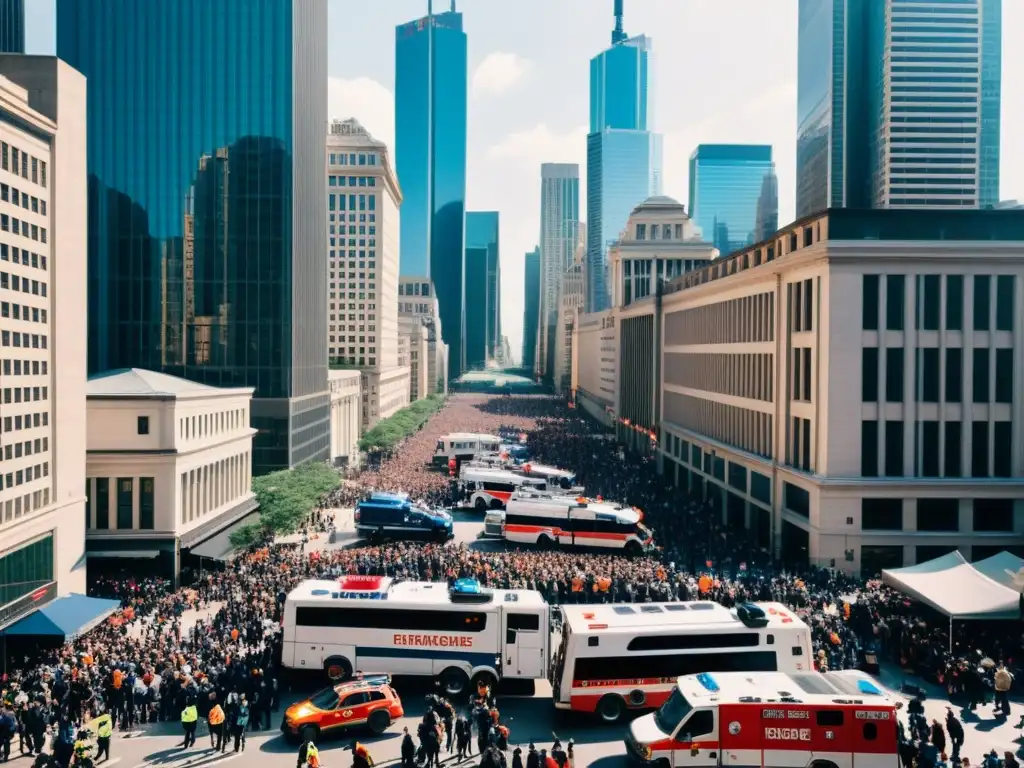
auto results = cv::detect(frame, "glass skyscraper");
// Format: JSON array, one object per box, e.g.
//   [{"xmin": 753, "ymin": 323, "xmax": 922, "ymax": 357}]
[
  {"xmin": 585, "ymin": 5, "xmax": 662, "ymax": 313},
  {"xmin": 797, "ymin": 0, "xmax": 1001, "ymax": 217},
  {"xmin": 0, "ymin": 0, "xmax": 23, "ymax": 53},
  {"xmin": 57, "ymin": 0, "xmax": 330, "ymax": 474},
  {"xmin": 688, "ymin": 145, "xmax": 776, "ymax": 255},
  {"xmin": 395, "ymin": 6, "xmax": 468, "ymax": 379},
  {"xmin": 522, "ymin": 247, "xmax": 540, "ymax": 372},
  {"xmin": 464, "ymin": 211, "xmax": 499, "ymax": 370},
  {"xmin": 538, "ymin": 164, "xmax": 579, "ymax": 381}
]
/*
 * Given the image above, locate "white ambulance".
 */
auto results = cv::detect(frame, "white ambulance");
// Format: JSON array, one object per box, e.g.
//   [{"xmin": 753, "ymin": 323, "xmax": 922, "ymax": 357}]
[
  {"xmin": 432, "ymin": 433, "xmax": 501, "ymax": 467},
  {"xmin": 503, "ymin": 491, "xmax": 653, "ymax": 554},
  {"xmin": 459, "ymin": 466, "xmax": 548, "ymax": 510},
  {"xmin": 625, "ymin": 669, "xmax": 899, "ymax": 767}
]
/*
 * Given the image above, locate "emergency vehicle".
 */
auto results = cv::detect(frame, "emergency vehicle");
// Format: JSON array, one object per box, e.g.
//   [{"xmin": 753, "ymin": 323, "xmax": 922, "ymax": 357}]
[
  {"xmin": 552, "ymin": 602, "xmax": 813, "ymax": 723},
  {"xmin": 432, "ymin": 433, "xmax": 501, "ymax": 467},
  {"xmin": 459, "ymin": 465, "xmax": 548, "ymax": 509},
  {"xmin": 504, "ymin": 491, "xmax": 653, "ymax": 553},
  {"xmin": 513, "ymin": 462, "xmax": 579, "ymax": 491},
  {"xmin": 281, "ymin": 576, "xmax": 550, "ymax": 699},
  {"xmin": 281, "ymin": 674, "xmax": 403, "ymax": 741},
  {"xmin": 626, "ymin": 670, "xmax": 899, "ymax": 768}
]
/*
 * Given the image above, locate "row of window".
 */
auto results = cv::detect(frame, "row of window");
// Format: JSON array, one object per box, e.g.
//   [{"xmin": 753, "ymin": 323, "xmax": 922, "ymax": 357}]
[
  {"xmin": 861, "ymin": 497, "xmax": 1013, "ymax": 533},
  {"xmin": 0, "ymin": 143, "xmax": 47, "ymax": 188},
  {"xmin": 787, "ymin": 417, "xmax": 813, "ymax": 473},
  {"xmin": 663, "ymin": 352, "xmax": 774, "ymax": 403},
  {"xmin": 327, "ymin": 152, "xmax": 378, "ymax": 167},
  {"xmin": 0, "ymin": 301, "xmax": 46, "ymax": 324},
  {"xmin": 0, "ymin": 214, "xmax": 48, "ymax": 243},
  {"xmin": 788, "ymin": 279, "xmax": 815, "ymax": 333},
  {"xmin": 179, "ymin": 408, "xmax": 247, "ymax": 440},
  {"xmin": 0, "ymin": 488, "xmax": 51, "ymax": 525},
  {"xmin": 1, "ymin": 436, "xmax": 48, "ymax": 461},
  {"xmin": 329, "ymin": 212, "xmax": 376, "ymax": 224},
  {"xmin": 664, "ymin": 291, "xmax": 776, "ymax": 346},
  {"xmin": 863, "ymin": 274, "xmax": 1015, "ymax": 332},
  {"xmin": 180, "ymin": 452, "xmax": 250, "ymax": 524},
  {"xmin": 0, "ymin": 244, "xmax": 48, "ymax": 271},
  {"xmin": 87, "ymin": 477, "xmax": 155, "ymax": 530},
  {"xmin": 634, "ymin": 222, "xmax": 687, "ymax": 242},
  {"xmin": 2, "ymin": 411, "xmax": 48, "ymax": 433},
  {"xmin": 0, "ymin": 270, "xmax": 47, "ymax": 297},
  {"xmin": 0, "ymin": 534, "xmax": 52, "ymax": 607},
  {"xmin": 0, "ymin": 330, "xmax": 47, "ymax": 350},
  {"xmin": 0, "ymin": 461, "xmax": 48, "ymax": 491},
  {"xmin": 2, "ymin": 358, "xmax": 47, "ymax": 377},
  {"xmin": 861, "ymin": 419, "xmax": 1013, "ymax": 479},
  {"xmin": 0, "ymin": 184, "xmax": 47, "ymax": 216},
  {"xmin": 862, "ymin": 345, "xmax": 1013, "ymax": 403},
  {"xmin": 399, "ymin": 282, "xmax": 432, "ymax": 297},
  {"xmin": 2, "ymin": 385, "xmax": 48, "ymax": 404},
  {"xmin": 663, "ymin": 391, "xmax": 773, "ymax": 460},
  {"xmin": 327, "ymin": 194, "xmax": 377, "ymax": 212},
  {"xmin": 328, "ymin": 176, "xmax": 377, "ymax": 188}
]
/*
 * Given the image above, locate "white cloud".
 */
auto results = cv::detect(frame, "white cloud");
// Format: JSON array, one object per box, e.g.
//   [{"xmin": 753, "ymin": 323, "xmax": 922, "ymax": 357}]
[
  {"xmin": 328, "ymin": 76, "xmax": 395, "ymax": 153},
  {"xmin": 472, "ymin": 52, "xmax": 532, "ymax": 96},
  {"xmin": 485, "ymin": 122, "xmax": 587, "ymax": 163}
]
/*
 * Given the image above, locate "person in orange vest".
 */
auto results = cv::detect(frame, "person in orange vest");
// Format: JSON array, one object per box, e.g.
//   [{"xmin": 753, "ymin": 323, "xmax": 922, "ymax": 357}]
[
  {"xmin": 351, "ymin": 740, "xmax": 374, "ymax": 768},
  {"xmin": 207, "ymin": 694, "xmax": 225, "ymax": 752}
]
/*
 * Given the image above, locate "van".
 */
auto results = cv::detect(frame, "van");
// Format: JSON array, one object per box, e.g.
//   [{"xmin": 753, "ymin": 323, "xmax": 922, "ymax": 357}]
[{"xmin": 355, "ymin": 492, "xmax": 454, "ymax": 542}]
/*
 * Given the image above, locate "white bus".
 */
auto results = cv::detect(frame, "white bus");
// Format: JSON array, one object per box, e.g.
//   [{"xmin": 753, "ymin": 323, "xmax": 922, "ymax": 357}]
[
  {"xmin": 551, "ymin": 601, "xmax": 813, "ymax": 723},
  {"xmin": 459, "ymin": 466, "xmax": 547, "ymax": 510},
  {"xmin": 282, "ymin": 576, "xmax": 550, "ymax": 698},
  {"xmin": 503, "ymin": 491, "xmax": 654, "ymax": 554},
  {"xmin": 432, "ymin": 433, "xmax": 501, "ymax": 467}
]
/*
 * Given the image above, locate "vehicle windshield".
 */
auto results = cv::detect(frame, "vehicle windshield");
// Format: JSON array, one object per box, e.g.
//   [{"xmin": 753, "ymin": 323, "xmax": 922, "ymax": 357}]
[
  {"xmin": 654, "ymin": 689, "xmax": 692, "ymax": 734},
  {"xmin": 309, "ymin": 687, "xmax": 340, "ymax": 710},
  {"xmin": 435, "ymin": 440, "xmax": 444, "ymax": 451},
  {"xmin": 638, "ymin": 522, "xmax": 652, "ymax": 538},
  {"xmin": 412, "ymin": 502, "xmax": 433, "ymax": 515}
]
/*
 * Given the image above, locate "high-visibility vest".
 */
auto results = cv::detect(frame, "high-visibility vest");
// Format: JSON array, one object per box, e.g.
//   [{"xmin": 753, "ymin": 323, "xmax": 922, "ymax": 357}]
[
  {"xmin": 95, "ymin": 714, "xmax": 113, "ymax": 739},
  {"xmin": 181, "ymin": 705, "xmax": 198, "ymax": 724},
  {"xmin": 571, "ymin": 578, "xmax": 582, "ymax": 592},
  {"xmin": 208, "ymin": 705, "xmax": 225, "ymax": 725},
  {"xmin": 112, "ymin": 670, "xmax": 123, "ymax": 689},
  {"xmin": 306, "ymin": 744, "xmax": 320, "ymax": 766}
]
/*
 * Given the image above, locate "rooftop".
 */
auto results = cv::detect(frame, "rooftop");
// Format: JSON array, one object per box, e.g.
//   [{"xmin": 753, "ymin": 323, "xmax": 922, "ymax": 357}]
[
  {"xmin": 87, "ymin": 369, "xmax": 250, "ymax": 399},
  {"xmin": 631, "ymin": 195, "xmax": 684, "ymax": 214}
]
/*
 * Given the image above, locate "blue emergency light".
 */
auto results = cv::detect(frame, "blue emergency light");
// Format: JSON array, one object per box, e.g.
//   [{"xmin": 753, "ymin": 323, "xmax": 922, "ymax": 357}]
[
  {"xmin": 856, "ymin": 680, "xmax": 883, "ymax": 696},
  {"xmin": 696, "ymin": 673, "xmax": 719, "ymax": 692},
  {"xmin": 452, "ymin": 578, "xmax": 482, "ymax": 594}
]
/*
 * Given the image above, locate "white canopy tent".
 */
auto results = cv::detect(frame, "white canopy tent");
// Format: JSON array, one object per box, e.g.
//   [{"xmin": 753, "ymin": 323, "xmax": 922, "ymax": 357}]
[
  {"xmin": 881, "ymin": 550, "xmax": 1021, "ymax": 621},
  {"xmin": 972, "ymin": 551, "xmax": 1024, "ymax": 592}
]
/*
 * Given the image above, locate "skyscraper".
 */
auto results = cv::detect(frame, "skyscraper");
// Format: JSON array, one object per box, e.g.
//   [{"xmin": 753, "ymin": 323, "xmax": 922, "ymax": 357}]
[
  {"xmin": 395, "ymin": 2, "xmax": 468, "ymax": 379},
  {"xmin": 688, "ymin": 144, "xmax": 776, "ymax": 255},
  {"xmin": 522, "ymin": 247, "xmax": 540, "ymax": 372},
  {"xmin": 57, "ymin": 0, "xmax": 330, "ymax": 474},
  {"xmin": 0, "ymin": 0, "xmax": 23, "ymax": 53},
  {"xmin": 586, "ymin": 0, "xmax": 662, "ymax": 312},
  {"xmin": 755, "ymin": 163, "xmax": 780, "ymax": 242},
  {"xmin": 464, "ymin": 211, "xmax": 499, "ymax": 371},
  {"xmin": 538, "ymin": 164, "xmax": 579, "ymax": 381},
  {"xmin": 796, "ymin": 0, "xmax": 1001, "ymax": 217}
]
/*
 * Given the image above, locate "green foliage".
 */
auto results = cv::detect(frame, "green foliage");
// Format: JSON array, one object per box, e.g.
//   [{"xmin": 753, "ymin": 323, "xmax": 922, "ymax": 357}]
[
  {"xmin": 228, "ymin": 522, "xmax": 264, "ymax": 550},
  {"xmin": 231, "ymin": 463, "xmax": 342, "ymax": 549},
  {"xmin": 358, "ymin": 394, "xmax": 447, "ymax": 453}
]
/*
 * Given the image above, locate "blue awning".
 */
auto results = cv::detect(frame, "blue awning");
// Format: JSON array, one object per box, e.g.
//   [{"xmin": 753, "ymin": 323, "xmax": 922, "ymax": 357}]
[{"xmin": 2, "ymin": 594, "xmax": 121, "ymax": 639}]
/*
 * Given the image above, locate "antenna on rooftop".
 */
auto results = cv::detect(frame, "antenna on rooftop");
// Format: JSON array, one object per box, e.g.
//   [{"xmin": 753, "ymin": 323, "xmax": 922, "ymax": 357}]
[{"xmin": 612, "ymin": 0, "xmax": 627, "ymax": 44}]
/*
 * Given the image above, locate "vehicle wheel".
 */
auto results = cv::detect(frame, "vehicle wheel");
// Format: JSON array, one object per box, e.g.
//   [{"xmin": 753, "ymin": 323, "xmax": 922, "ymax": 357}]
[
  {"xmin": 325, "ymin": 657, "xmax": 352, "ymax": 682},
  {"xmin": 300, "ymin": 725, "xmax": 318, "ymax": 744},
  {"xmin": 625, "ymin": 540, "xmax": 643, "ymax": 557},
  {"xmin": 597, "ymin": 694, "xmax": 625, "ymax": 723},
  {"xmin": 489, "ymin": 498, "xmax": 503, "ymax": 510},
  {"xmin": 367, "ymin": 709, "xmax": 391, "ymax": 736},
  {"xmin": 474, "ymin": 497, "xmax": 487, "ymax": 511},
  {"xmin": 440, "ymin": 668, "xmax": 469, "ymax": 698},
  {"xmin": 537, "ymin": 534, "xmax": 555, "ymax": 550}
]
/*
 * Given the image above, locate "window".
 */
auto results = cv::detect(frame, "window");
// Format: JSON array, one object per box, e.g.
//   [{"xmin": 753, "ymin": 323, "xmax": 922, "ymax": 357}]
[
  {"xmin": 861, "ymin": 498, "xmax": 903, "ymax": 530},
  {"xmin": 295, "ymin": 607, "xmax": 487, "ymax": 632},
  {"xmin": 783, "ymin": 482, "xmax": 809, "ymax": 518},
  {"xmin": 945, "ymin": 348, "xmax": 962, "ymax": 402},
  {"xmin": 0, "ymin": 534, "xmax": 54, "ymax": 606},
  {"xmin": 972, "ymin": 348, "xmax": 989, "ymax": 402},
  {"xmin": 863, "ymin": 275, "xmax": 880, "ymax": 331},
  {"xmin": 995, "ymin": 349, "xmax": 1013, "ymax": 403},
  {"xmin": 627, "ymin": 633, "xmax": 760, "ymax": 652},
  {"xmin": 861, "ymin": 421, "xmax": 879, "ymax": 477},
  {"xmin": 886, "ymin": 275, "xmax": 905, "ymax": 331},
  {"xmin": 817, "ymin": 710, "xmax": 845, "ymax": 727},
  {"xmin": 920, "ymin": 275, "xmax": 940, "ymax": 330},
  {"xmin": 139, "ymin": 478, "xmax": 155, "ymax": 529},
  {"xmin": 680, "ymin": 711, "xmax": 716, "ymax": 740},
  {"xmin": 994, "ymin": 422, "xmax": 1012, "ymax": 478},
  {"xmin": 996, "ymin": 275, "xmax": 1015, "ymax": 331},
  {"xmin": 944, "ymin": 422, "xmax": 962, "ymax": 477},
  {"xmin": 95, "ymin": 478, "xmax": 109, "ymax": 529},
  {"xmin": 919, "ymin": 348, "xmax": 938, "ymax": 402},
  {"xmin": 973, "ymin": 275, "xmax": 991, "ymax": 330},
  {"xmin": 862, "ymin": 348, "xmax": 879, "ymax": 401},
  {"xmin": 572, "ymin": 650, "xmax": 777, "ymax": 683},
  {"xmin": 974, "ymin": 499, "xmax": 1013, "ymax": 533},
  {"xmin": 885, "ymin": 348, "xmax": 904, "ymax": 402},
  {"xmin": 884, "ymin": 421, "xmax": 903, "ymax": 477},
  {"xmin": 507, "ymin": 614, "xmax": 540, "ymax": 631},
  {"xmin": 920, "ymin": 421, "xmax": 939, "ymax": 477},
  {"xmin": 971, "ymin": 422, "xmax": 989, "ymax": 477},
  {"xmin": 946, "ymin": 275, "xmax": 964, "ymax": 331},
  {"xmin": 137, "ymin": 415, "xmax": 150, "ymax": 435},
  {"xmin": 116, "ymin": 478, "xmax": 133, "ymax": 529},
  {"xmin": 917, "ymin": 498, "xmax": 959, "ymax": 532}
]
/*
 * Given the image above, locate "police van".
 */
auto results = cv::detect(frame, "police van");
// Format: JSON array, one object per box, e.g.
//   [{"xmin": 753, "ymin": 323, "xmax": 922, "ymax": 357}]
[
  {"xmin": 626, "ymin": 670, "xmax": 899, "ymax": 767},
  {"xmin": 354, "ymin": 492, "xmax": 453, "ymax": 542}
]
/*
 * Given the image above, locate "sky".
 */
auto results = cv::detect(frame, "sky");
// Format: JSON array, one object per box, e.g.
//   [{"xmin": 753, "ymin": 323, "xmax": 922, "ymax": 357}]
[{"xmin": 26, "ymin": 0, "xmax": 1024, "ymax": 366}]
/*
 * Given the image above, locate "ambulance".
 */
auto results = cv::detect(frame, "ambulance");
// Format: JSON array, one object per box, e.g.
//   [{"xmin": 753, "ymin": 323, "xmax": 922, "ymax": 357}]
[{"xmin": 625, "ymin": 670, "xmax": 900, "ymax": 768}]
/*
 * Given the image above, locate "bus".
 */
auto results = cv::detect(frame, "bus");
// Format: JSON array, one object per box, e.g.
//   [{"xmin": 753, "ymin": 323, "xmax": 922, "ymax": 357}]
[
  {"xmin": 503, "ymin": 491, "xmax": 654, "ymax": 553},
  {"xmin": 282, "ymin": 576, "xmax": 550, "ymax": 699},
  {"xmin": 432, "ymin": 433, "xmax": 501, "ymax": 467},
  {"xmin": 459, "ymin": 466, "xmax": 548, "ymax": 509},
  {"xmin": 551, "ymin": 601, "xmax": 813, "ymax": 723}
]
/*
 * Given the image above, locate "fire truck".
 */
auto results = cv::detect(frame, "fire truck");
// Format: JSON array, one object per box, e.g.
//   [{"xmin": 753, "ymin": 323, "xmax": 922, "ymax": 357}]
[{"xmin": 625, "ymin": 669, "xmax": 900, "ymax": 768}]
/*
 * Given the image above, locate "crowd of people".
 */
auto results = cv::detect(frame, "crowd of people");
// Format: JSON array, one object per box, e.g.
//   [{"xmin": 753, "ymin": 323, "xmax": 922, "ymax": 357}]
[{"xmin": 0, "ymin": 393, "xmax": 1022, "ymax": 767}]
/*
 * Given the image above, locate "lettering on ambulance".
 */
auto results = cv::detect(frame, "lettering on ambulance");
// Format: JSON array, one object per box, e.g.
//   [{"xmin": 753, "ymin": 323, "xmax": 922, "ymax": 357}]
[
  {"xmin": 574, "ymin": 676, "xmax": 676, "ymax": 689},
  {"xmin": 764, "ymin": 727, "xmax": 812, "ymax": 741},
  {"xmin": 393, "ymin": 634, "xmax": 474, "ymax": 648}
]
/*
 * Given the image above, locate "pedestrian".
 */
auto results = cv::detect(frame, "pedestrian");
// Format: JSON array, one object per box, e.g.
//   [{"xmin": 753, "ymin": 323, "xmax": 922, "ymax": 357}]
[
  {"xmin": 297, "ymin": 736, "xmax": 316, "ymax": 768},
  {"xmin": 455, "ymin": 715, "xmax": 470, "ymax": 760},
  {"xmin": 995, "ymin": 663, "xmax": 1013, "ymax": 716},
  {"xmin": 180, "ymin": 699, "xmax": 198, "ymax": 749},
  {"xmin": 400, "ymin": 727, "xmax": 416, "ymax": 768},
  {"xmin": 206, "ymin": 695, "xmax": 225, "ymax": 752},
  {"xmin": 945, "ymin": 709, "xmax": 964, "ymax": 764},
  {"xmin": 512, "ymin": 746, "xmax": 523, "ymax": 768},
  {"xmin": 93, "ymin": 712, "xmax": 113, "ymax": 763},
  {"xmin": 526, "ymin": 743, "xmax": 539, "ymax": 768},
  {"xmin": 930, "ymin": 719, "xmax": 946, "ymax": 755},
  {"xmin": 0, "ymin": 707, "xmax": 17, "ymax": 763},
  {"xmin": 351, "ymin": 741, "xmax": 373, "ymax": 768}
]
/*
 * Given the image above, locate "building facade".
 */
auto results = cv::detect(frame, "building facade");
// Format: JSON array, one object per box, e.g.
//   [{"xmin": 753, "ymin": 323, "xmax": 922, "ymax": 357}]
[
  {"xmin": 328, "ymin": 369, "xmax": 360, "ymax": 468},
  {"xmin": 325, "ymin": 118, "xmax": 409, "ymax": 430},
  {"xmin": 538, "ymin": 164, "xmax": 579, "ymax": 382},
  {"xmin": 399, "ymin": 277, "xmax": 448, "ymax": 396},
  {"xmin": 796, "ymin": 0, "xmax": 1001, "ymax": 217},
  {"xmin": 688, "ymin": 144, "xmax": 776, "ymax": 256},
  {"xmin": 57, "ymin": 0, "xmax": 331, "ymax": 474},
  {"xmin": 465, "ymin": 211, "xmax": 500, "ymax": 370},
  {"xmin": 554, "ymin": 226, "xmax": 587, "ymax": 395},
  {"xmin": 395, "ymin": 6, "xmax": 467, "ymax": 379},
  {"xmin": 0, "ymin": 58, "xmax": 87, "ymax": 629},
  {"xmin": 522, "ymin": 247, "xmax": 540, "ymax": 373},
  {"xmin": 399, "ymin": 315, "xmax": 430, "ymax": 401},
  {"xmin": 0, "ymin": 0, "xmax": 23, "ymax": 53},
  {"xmin": 755, "ymin": 164, "xmax": 780, "ymax": 243},
  {"xmin": 85, "ymin": 369, "xmax": 257, "ymax": 580},
  {"xmin": 659, "ymin": 208, "xmax": 1024, "ymax": 575}
]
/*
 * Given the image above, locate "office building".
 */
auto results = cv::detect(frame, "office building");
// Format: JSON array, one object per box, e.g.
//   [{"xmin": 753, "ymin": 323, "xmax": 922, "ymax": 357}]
[
  {"xmin": 586, "ymin": 2, "xmax": 662, "ymax": 313},
  {"xmin": 688, "ymin": 145, "xmax": 775, "ymax": 255},
  {"xmin": 325, "ymin": 118, "xmax": 409, "ymax": 431},
  {"xmin": 554, "ymin": 224, "xmax": 587, "ymax": 395},
  {"xmin": 796, "ymin": 0, "xmax": 1001, "ymax": 217},
  {"xmin": 658, "ymin": 208, "xmax": 1024, "ymax": 575},
  {"xmin": 465, "ymin": 211, "xmax": 500, "ymax": 370},
  {"xmin": 755, "ymin": 163, "xmax": 780, "ymax": 243},
  {"xmin": 328, "ymin": 369, "xmax": 360, "ymax": 468},
  {"xmin": 0, "ymin": 0, "xmax": 23, "ymax": 53},
  {"xmin": 85, "ymin": 369, "xmax": 257, "ymax": 579},
  {"xmin": 398, "ymin": 277, "xmax": 448, "ymax": 396},
  {"xmin": 538, "ymin": 164, "xmax": 579, "ymax": 381},
  {"xmin": 399, "ymin": 315, "xmax": 430, "ymax": 401},
  {"xmin": 522, "ymin": 247, "xmax": 540, "ymax": 374},
  {"xmin": 395, "ymin": 4, "xmax": 468, "ymax": 378},
  {"xmin": 57, "ymin": 0, "xmax": 330, "ymax": 474},
  {"xmin": 0, "ymin": 58, "xmax": 88, "ymax": 627}
]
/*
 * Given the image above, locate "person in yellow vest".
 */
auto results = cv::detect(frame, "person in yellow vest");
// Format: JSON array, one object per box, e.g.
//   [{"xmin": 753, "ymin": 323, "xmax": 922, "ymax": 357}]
[
  {"xmin": 93, "ymin": 713, "xmax": 113, "ymax": 763},
  {"xmin": 206, "ymin": 694, "xmax": 225, "ymax": 752},
  {"xmin": 180, "ymin": 699, "xmax": 198, "ymax": 749},
  {"xmin": 351, "ymin": 740, "xmax": 374, "ymax": 768},
  {"xmin": 297, "ymin": 738, "xmax": 318, "ymax": 768}
]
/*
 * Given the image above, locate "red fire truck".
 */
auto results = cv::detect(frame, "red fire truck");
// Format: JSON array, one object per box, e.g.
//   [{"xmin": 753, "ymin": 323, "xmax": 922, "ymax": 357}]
[{"xmin": 626, "ymin": 669, "xmax": 900, "ymax": 768}]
